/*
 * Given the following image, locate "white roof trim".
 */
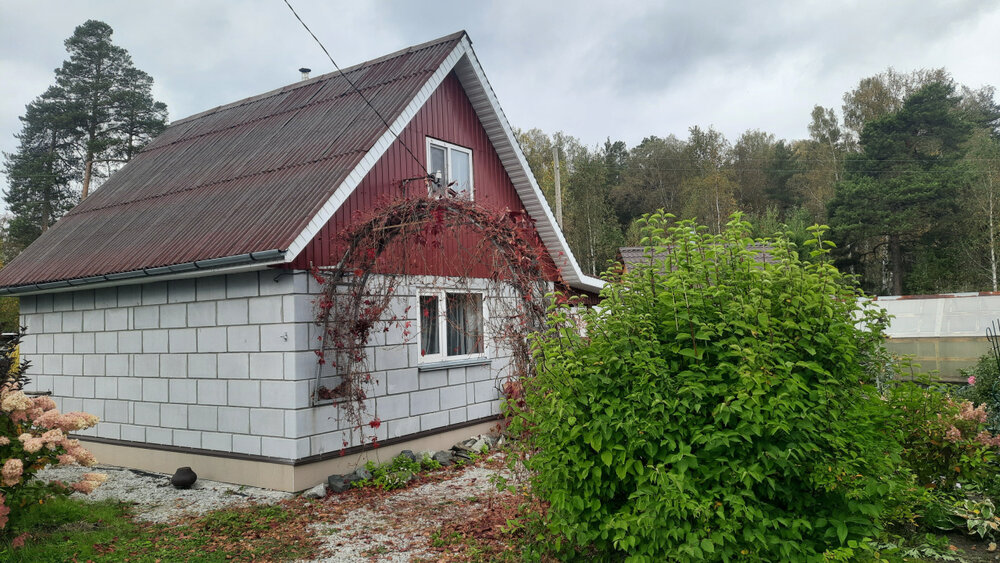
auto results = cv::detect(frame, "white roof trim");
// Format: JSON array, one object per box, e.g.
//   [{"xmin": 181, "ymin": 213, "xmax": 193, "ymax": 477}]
[
  {"xmin": 285, "ymin": 40, "xmax": 467, "ymax": 260},
  {"xmin": 450, "ymin": 43, "xmax": 604, "ymax": 293},
  {"xmin": 286, "ymin": 35, "xmax": 604, "ymax": 294}
]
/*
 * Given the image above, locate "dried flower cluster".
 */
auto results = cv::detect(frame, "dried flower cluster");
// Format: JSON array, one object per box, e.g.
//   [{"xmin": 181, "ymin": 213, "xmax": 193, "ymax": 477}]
[{"xmin": 1, "ymin": 379, "xmax": 103, "ymax": 528}]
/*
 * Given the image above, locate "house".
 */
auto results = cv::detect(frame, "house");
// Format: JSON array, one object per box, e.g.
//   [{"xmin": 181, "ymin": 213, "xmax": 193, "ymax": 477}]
[
  {"xmin": 618, "ymin": 243, "xmax": 777, "ymax": 273},
  {"xmin": 0, "ymin": 31, "xmax": 603, "ymax": 491}
]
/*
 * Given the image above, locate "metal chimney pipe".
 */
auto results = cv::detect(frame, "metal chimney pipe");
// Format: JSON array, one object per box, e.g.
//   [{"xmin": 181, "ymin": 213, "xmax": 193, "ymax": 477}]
[{"xmin": 299, "ymin": 67, "xmax": 311, "ymax": 80}]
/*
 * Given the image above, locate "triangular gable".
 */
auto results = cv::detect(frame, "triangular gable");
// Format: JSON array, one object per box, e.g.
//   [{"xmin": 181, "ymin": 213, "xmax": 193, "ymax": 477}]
[{"xmin": 284, "ymin": 35, "xmax": 603, "ymax": 294}]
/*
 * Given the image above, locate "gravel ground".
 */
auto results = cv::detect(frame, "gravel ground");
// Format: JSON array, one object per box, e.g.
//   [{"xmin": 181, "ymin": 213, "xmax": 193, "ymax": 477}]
[
  {"xmin": 302, "ymin": 459, "xmax": 517, "ymax": 563},
  {"xmin": 35, "ymin": 446, "xmax": 516, "ymax": 561},
  {"xmin": 36, "ymin": 464, "xmax": 293, "ymax": 523}
]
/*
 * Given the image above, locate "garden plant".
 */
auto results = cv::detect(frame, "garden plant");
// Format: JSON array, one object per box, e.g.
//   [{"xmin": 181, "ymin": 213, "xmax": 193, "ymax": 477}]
[
  {"xmin": 511, "ymin": 214, "xmax": 907, "ymax": 561},
  {"xmin": 0, "ymin": 328, "xmax": 103, "ymax": 535}
]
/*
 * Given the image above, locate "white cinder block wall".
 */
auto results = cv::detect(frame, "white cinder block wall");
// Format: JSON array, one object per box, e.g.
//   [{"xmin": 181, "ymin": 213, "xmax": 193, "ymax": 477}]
[{"xmin": 19, "ymin": 269, "xmax": 505, "ymax": 462}]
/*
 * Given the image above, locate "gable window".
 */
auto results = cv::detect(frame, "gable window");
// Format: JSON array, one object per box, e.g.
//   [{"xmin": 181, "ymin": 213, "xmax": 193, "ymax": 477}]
[
  {"xmin": 427, "ymin": 138, "xmax": 473, "ymax": 199},
  {"xmin": 419, "ymin": 291, "xmax": 484, "ymax": 362}
]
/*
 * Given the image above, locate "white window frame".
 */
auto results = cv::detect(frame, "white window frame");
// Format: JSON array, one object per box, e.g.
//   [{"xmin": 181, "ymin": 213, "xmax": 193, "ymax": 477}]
[
  {"xmin": 426, "ymin": 137, "xmax": 474, "ymax": 200},
  {"xmin": 417, "ymin": 289, "xmax": 487, "ymax": 364}
]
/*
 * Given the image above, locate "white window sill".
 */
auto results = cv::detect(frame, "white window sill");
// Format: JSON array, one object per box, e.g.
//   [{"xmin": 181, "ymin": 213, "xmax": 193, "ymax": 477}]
[{"xmin": 417, "ymin": 357, "xmax": 491, "ymax": 372}]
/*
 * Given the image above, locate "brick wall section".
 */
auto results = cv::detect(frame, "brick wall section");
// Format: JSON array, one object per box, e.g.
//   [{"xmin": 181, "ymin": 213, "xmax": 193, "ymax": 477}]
[{"xmin": 19, "ymin": 270, "xmax": 505, "ymax": 461}]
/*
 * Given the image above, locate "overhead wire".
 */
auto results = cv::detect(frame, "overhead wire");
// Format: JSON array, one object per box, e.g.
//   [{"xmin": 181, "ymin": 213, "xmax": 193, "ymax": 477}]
[{"xmin": 281, "ymin": 0, "xmax": 429, "ymax": 176}]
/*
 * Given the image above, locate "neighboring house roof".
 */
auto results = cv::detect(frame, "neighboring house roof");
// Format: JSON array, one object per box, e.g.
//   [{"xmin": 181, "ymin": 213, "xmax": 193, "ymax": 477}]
[
  {"xmin": 0, "ymin": 31, "xmax": 603, "ymax": 295},
  {"xmin": 619, "ymin": 243, "xmax": 776, "ymax": 272}
]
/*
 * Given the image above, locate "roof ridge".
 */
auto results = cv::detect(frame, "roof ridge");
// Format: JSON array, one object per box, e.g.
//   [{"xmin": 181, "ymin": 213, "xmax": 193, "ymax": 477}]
[{"xmin": 169, "ymin": 30, "xmax": 467, "ymax": 128}]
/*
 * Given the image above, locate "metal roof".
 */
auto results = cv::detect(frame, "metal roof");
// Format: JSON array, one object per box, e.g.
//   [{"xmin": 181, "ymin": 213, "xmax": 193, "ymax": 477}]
[
  {"xmin": 0, "ymin": 32, "xmax": 466, "ymax": 291},
  {"xmin": 619, "ymin": 244, "xmax": 777, "ymax": 272}
]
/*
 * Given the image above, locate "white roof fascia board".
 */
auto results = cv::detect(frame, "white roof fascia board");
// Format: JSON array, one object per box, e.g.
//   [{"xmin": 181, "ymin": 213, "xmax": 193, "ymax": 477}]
[
  {"xmin": 284, "ymin": 40, "xmax": 468, "ymax": 260},
  {"xmin": 450, "ymin": 45, "xmax": 604, "ymax": 293}
]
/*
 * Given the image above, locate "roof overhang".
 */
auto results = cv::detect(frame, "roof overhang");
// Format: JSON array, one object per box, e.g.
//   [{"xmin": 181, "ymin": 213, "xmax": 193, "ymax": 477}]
[{"xmin": 0, "ymin": 250, "xmax": 287, "ymax": 296}]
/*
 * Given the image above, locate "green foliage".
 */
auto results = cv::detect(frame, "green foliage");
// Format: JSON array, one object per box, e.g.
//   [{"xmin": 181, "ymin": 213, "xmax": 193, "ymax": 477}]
[
  {"xmin": 0, "ymin": 497, "xmax": 317, "ymax": 562},
  {"xmin": 513, "ymin": 213, "xmax": 903, "ymax": 561},
  {"xmin": 0, "ymin": 298, "xmax": 18, "ymax": 335},
  {"xmin": 882, "ymin": 380, "xmax": 996, "ymax": 491},
  {"xmin": 829, "ymin": 81, "xmax": 973, "ymax": 295},
  {"xmin": 957, "ymin": 354, "xmax": 1000, "ymax": 433},
  {"xmin": 939, "ymin": 498, "xmax": 1000, "ymax": 539},
  {"xmin": 872, "ymin": 533, "xmax": 963, "ymax": 561},
  {"xmin": 352, "ymin": 453, "xmax": 440, "ymax": 491}
]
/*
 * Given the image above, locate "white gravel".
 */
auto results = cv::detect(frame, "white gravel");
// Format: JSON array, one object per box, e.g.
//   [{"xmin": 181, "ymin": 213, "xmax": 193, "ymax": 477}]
[
  {"xmin": 303, "ymin": 460, "xmax": 517, "ymax": 563},
  {"xmin": 36, "ymin": 463, "xmax": 293, "ymax": 522}
]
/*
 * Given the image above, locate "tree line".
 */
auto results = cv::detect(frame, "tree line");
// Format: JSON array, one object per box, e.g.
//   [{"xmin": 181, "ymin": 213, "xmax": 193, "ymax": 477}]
[
  {"xmin": 5, "ymin": 22, "xmax": 999, "ymax": 298},
  {"xmin": 517, "ymin": 68, "xmax": 1000, "ymax": 296}
]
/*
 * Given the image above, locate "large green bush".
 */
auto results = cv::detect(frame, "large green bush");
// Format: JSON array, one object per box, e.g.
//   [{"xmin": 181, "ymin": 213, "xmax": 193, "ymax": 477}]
[{"xmin": 514, "ymin": 214, "xmax": 904, "ymax": 561}]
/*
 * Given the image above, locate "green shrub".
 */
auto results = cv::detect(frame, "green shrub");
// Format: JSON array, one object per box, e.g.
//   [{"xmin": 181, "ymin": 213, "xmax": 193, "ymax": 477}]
[
  {"xmin": 884, "ymin": 380, "xmax": 996, "ymax": 491},
  {"xmin": 352, "ymin": 453, "xmax": 441, "ymax": 491},
  {"xmin": 513, "ymin": 214, "xmax": 904, "ymax": 561}
]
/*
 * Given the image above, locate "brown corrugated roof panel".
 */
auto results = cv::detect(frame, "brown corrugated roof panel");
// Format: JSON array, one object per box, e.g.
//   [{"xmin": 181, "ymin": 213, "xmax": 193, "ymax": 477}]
[{"xmin": 0, "ymin": 31, "xmax": 466, "ymax": 290}]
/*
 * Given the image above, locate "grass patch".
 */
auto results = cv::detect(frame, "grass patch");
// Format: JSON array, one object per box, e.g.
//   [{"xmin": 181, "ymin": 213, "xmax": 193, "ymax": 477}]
[{"xmin": 0, "ymin": 495, "xmax": 324, "ymax": 562}]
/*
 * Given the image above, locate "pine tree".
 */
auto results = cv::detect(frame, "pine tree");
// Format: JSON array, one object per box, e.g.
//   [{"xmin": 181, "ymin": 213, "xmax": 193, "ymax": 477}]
[
  {"xmin": 54, "ymin": 20, "xmax": 168, "ymax": 199},
  {"xmin": 2, "ymin": 88, "xmax": 78, "ymax": 254},
  {"xmin": 3, "ymin": 19, "xmax": 167, "ymax": 252},
  {"xmin": 828, "ymin": 82, "xmax": 972, "ymax": 295}
]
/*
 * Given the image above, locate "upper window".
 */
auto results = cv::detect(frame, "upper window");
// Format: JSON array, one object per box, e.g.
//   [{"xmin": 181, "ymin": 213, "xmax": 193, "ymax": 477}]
[
  {"xmin": 427, "ymin": 138, "xmax": 473, "ymax": 199},
  {"xmin": 419, "ymin": 291, "xmax": 484, "ymax": 362}
]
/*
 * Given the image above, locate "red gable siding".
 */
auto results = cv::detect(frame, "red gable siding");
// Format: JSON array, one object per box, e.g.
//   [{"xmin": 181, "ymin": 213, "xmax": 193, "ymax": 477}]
[{"xmin": 289, "ymin": 72, "xmax": 552, "ymax": 279}]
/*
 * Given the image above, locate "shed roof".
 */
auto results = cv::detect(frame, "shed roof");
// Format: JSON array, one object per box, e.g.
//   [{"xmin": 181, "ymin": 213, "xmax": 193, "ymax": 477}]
[{"xmin": 0, "ymin": 31, "xmax": 604, "ymax": 295}]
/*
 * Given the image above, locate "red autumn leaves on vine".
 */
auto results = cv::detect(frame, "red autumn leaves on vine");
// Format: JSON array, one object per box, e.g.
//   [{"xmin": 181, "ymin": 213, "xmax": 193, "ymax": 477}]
[{"xmin": 310, "ymin": 195, "xmax": 559, "ymax": 450}]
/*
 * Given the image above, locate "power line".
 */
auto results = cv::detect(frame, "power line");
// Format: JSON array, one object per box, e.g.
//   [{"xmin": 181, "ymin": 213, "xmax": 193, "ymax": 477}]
[{"xmin": 281, "ymin": 0, "xmax": 428, "ymax": 176}]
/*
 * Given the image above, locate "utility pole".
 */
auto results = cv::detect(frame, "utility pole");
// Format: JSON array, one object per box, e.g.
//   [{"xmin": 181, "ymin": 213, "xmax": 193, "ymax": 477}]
[{"xmin": 552, "ymin": 145, "xmax": 562, "ymax": 228}]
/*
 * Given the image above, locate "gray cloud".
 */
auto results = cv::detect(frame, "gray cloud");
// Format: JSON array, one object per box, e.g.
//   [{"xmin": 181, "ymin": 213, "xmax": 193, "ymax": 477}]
[{"xmin": 2, "ymin": 0, "xmax": 1000, "ymax": 184}]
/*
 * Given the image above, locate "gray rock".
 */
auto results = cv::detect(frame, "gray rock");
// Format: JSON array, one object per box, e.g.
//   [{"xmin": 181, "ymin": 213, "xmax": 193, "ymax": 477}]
[
  {"xmin": 327, "ymin": 475, "xmax": 350, "ymax": 493},
  {"xmin": 432, "ymin": 450, "xmax": 455, "ymax": 466},
  {"xmin": 349, "ymin": 466, "xmax": 372, "ymax": 482},
  {"xmin": 399, "ymin": 449, "xmax": 418, "ymax": 462},
  {"xmin": 302, "ymin": 484, "xmax": 327, "ymax": 499},
  {"xmin": 454, "ymin": 435, "xmax": 489, "ymax": 453},
  {"xmin": 170, "ymin": 466, "xmax": 197, "ymax": 489}
]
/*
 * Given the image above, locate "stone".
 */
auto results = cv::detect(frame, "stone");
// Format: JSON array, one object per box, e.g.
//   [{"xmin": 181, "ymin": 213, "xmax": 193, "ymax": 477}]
[
  {"xmin": 453, "ymin": 435, "xmax": 489, "ymax": 454},
  {"xmin": 327, "ymin": 475, "xmax": 350, "ymax": 493},
  {"xmin": 432, "ymin": 450, "xmax": 455, "ymax": 466},
  {"xmin": 349, "ymin": 466, "xmax": 372, "ymax": 482},
  {"xmin": 399, "ymin": 449, "xmax": 417, "ymax": 462},
  {"xmin": 170, "ymin": 467, "xmax": 197, "ymax": 489},
  {"xmin": 326, "ymin": 466, "xmax": 373, "ymax": 494},
  {"xmin": 302, "ymin": 484, "xmax": 327, "ymax": 499}
]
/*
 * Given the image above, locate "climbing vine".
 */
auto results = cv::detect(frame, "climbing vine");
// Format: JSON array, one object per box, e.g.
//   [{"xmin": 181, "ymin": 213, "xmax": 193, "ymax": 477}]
[{"xmin": 311, "ymin": 195, "xmax": 563, "ymax": 448}]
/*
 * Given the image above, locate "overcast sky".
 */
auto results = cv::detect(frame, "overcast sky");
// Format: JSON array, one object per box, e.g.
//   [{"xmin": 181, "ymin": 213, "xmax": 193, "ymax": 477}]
[{"xmin": 2, "ymin": 0, "xmax": 1000, "ymax": 167}]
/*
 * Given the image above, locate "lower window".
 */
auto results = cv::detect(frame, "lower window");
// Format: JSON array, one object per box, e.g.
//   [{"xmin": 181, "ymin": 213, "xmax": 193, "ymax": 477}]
[{"xmin": 419, "ymin": 292, "xmax": 484, "ymax": 361}]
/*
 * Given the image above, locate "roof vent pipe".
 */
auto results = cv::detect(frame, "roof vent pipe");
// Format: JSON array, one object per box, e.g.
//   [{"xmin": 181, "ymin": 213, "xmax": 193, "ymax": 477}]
[{"xmin": 299, "ymin": 67, "xmax": 311, "ymax": 80}]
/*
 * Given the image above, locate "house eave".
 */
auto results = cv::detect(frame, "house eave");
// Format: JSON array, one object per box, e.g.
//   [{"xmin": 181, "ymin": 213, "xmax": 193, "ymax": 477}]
[{"xmin": 0, "ymin": 249, "xmax": 287, "ymax": 296}]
